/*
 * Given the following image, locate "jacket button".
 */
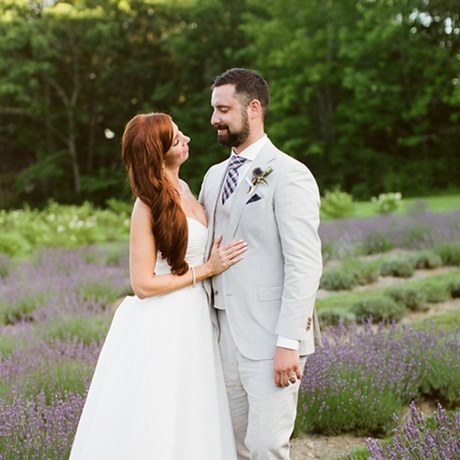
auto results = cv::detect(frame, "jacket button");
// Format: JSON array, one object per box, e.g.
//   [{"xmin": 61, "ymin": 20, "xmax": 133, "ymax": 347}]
[{"xmin": 215, "ymin": 290, "xmax": 219, "ymax": 296}]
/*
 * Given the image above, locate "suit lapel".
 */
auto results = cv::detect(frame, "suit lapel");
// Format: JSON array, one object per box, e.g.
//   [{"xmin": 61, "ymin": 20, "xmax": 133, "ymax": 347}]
[{"xmin": 227, "ymin": 141, "xmax": 277, "ymax": 239}]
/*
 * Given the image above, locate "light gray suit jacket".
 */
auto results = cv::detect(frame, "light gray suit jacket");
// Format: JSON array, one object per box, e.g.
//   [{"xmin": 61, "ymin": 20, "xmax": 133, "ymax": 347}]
[{"xmin": 199, "ymin": 139, "xmax": 322, "ymax": 360}]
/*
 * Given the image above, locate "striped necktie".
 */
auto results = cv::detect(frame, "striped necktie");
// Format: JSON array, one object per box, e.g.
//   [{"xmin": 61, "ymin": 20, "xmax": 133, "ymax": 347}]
[{"xmin": 221, "ymin": 155, "xmax": 247, "ymax": 205}]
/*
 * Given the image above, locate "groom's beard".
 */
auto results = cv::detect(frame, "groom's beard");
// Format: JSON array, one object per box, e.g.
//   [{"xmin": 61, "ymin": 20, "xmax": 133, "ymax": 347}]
[{"xmin": 216, "ymin": 111, "xmax": 250, "ymax": 148}]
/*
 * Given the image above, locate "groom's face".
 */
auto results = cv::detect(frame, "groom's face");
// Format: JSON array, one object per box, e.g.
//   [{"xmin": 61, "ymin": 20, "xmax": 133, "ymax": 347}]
[{"xmin": 211, "ymin": 84, "xmax": 250, "ymax": 148}]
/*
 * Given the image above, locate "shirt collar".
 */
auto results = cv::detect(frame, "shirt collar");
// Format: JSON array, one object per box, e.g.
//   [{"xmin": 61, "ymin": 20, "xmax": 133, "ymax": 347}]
[{"xmin": 231, "ymin": 134, "xmax": 268, "ymax": 162}]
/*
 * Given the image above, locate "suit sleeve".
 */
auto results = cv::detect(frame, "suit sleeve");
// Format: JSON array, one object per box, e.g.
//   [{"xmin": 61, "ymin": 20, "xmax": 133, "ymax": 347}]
[{"xmin": 273, "ymin": 161, "xmax": 322, "ymax": 341}]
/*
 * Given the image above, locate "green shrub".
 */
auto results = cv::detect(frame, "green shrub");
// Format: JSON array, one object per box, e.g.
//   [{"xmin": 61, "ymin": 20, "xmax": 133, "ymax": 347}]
[
  {"xmin": 421, "ymin": 281, "xmax": 451, "ymax": 303},
  {"xmin": 385, "ymin": 287, "xmax": 428, "ymax": 312},
  {"xmin": 371, "ymin": 192, "xmax": 402, "ymax": 214},
  {"xmin": 351, "ymin": 297, "xmax": 407, "ymax": 323},
  {"xmin": 41, "ymin": 314, "xmax": 111, "ymax": 345},
  {"xmin": 0, "ymin": 233, "xmax": 32, "ymax": 257},
  {"xmin": 448, "ymin": 279, "xmax": 460, "ymax": 298},
  {"xmin": 435, "ymin": 243, "xmax": 460, "ymax": 266},
  {"xmin": 410, "ymin": 251, "xmax": 443, "ymax": 269},
  {"xmin": 359, "ymin": 233, "xmax": 394, "ymax": 255},
  {"xmin": 380, "ymin": 258, "xmax": 414, "ymax": 278},
  {"xmin": 320, "ymin": 269, "xmax": 357, "ymax": 290},
  {"xmin": 321, "ymin": 188, "xmax": 355, "ymax": 219},
  {"xmin": 320, "ymin": 258, "xmax": 380, "ymax": 291},
  {"xmin": 0, "ymin": 294, "xmax": 48, "ymax": 326},
  {"xmin": 317, "ymin": 308, "xmax": 355, "ymax": 326}
]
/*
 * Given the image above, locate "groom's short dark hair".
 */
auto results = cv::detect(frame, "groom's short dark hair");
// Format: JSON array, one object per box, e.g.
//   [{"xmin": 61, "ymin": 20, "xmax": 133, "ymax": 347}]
[{"xmin": 212, "ymin": 68, "xmax": 270, "ymax": 118}]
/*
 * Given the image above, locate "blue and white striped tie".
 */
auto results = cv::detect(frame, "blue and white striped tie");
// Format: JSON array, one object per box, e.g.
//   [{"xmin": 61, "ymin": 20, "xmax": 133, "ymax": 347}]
[{"xmin": 221, "ymin": 155, "xmax": 247, "ymax": 205}]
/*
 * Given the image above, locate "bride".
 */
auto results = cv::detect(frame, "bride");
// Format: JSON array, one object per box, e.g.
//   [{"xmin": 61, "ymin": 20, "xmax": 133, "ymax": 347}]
[{"xmin": 69, "ymin": 113, "xmax": 246, "ymax": 459}]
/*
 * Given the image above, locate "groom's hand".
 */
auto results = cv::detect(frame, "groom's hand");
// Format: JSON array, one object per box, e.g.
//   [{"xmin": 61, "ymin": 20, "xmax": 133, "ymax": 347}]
[{"xmin": 273, "ymin": 347, "xmax": 302, "ymax": 388}]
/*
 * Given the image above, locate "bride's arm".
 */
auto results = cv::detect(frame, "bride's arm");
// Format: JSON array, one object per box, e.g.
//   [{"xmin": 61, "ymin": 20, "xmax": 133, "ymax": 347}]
[{"xmin": 129, "ymin": 198, "xmax": 245, "ymax": 299}]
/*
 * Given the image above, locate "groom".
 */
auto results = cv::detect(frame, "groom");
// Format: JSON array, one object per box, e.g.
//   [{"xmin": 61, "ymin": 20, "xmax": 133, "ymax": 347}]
[{"xmin": 199, "ymin": 68, "xmax": 322, "ymax": 459}]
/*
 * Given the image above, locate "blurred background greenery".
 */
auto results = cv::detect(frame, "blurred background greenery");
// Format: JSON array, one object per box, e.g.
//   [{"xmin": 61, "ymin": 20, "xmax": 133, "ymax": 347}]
[{"xmin": 0, "ymin": 0, "xmax": 459, "ymax": 208}]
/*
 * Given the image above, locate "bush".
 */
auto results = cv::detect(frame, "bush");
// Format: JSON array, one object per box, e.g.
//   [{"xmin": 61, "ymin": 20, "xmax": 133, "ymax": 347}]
[
  {"xmin": 317, "ymin": 308, "xmax": 355, "ymax": 326},
  {"xmin": 410, "ymin": 250, "xmax": 443, "ymax": 269},
  {"xmin": 421, "ymin": 281, "xmax": 451, "ymax": 303},
  {"xmin": 359, "ymin": 233, "xmax": 394, "ymax": 256},
  {"xmin": 448, "ymin": 279, "xmax": 460, "ymax": 298},
  {"xmin": 351, "ymin": 297, "xmax": 407, "ymax": 323},
  {"xmin": 435, "ymin": 243, "xmax": 460, "ymax": 266},
  {"xmin": 320, "ymin": 259, "xmax": 380, "ymax": 291},
  {"xmin": 371, "ymin": 192, "xmax": 402, "ymax": 214},
  {"xmin": 385, "ymin": 287, "xmax": 428, "ymax": 312},
  {"xmin": 321, "ymin": 188, "xmax": 355, "ymax": 219},
  {"xmin": 320, "ymin": 269, "xmax": 358, "ymax": 290},
  {"xmin": 380, "ymin": 258, "xmax": 414, "ymax": 278}
]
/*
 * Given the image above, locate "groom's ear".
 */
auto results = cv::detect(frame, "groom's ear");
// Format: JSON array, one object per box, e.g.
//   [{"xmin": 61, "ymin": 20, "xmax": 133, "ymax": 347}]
[{"xmin": 248, "ymin": 99, "xmax": 262, "ymax": 120}]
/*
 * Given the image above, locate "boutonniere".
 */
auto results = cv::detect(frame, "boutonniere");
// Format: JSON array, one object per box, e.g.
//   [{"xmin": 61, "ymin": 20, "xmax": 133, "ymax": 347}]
[{"xmin": 247, "ymin": 166, "xmax": 273, "ymax": 194}]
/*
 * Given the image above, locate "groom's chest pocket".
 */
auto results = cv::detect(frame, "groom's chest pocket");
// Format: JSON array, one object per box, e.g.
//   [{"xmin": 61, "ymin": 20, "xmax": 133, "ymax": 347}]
[{"xmin": 241, "ymin": 194, "xmax": 273, "ymax": 229}]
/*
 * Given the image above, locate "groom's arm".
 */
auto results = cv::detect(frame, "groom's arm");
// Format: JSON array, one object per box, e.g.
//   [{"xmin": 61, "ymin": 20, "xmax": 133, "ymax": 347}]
[
  {"xmin": 272, "ymin": 159, "xmax": 322, "ymax": 387},
  {"xmin": 274, "ymin": 159, "xmax": 322, "ymax": 342}
]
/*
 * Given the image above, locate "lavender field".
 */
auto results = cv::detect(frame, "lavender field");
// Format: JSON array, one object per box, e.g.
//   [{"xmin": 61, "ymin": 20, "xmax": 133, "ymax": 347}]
[{"xmin": 0, "ymin": 206, "xmax": 459, "ymax": 459}]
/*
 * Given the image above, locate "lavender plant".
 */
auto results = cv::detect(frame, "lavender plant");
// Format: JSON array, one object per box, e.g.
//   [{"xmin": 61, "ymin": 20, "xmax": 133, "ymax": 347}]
[
  {"xmin": 296, "ymin": 321, "xmax": 460, "ymax": 436},
  {"xmin": 320, "ymin": 210, "xmax": 460, "ymax": 259},
  {"xmin": 364, "ymin": 402, "xmax": 460, "ymax": 460}
]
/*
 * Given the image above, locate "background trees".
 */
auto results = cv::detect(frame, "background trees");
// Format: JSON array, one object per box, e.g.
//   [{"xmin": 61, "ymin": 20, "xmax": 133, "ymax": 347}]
[{"xmin": 0, "ymin": 0, "xmax": 458, "ymax": 207}]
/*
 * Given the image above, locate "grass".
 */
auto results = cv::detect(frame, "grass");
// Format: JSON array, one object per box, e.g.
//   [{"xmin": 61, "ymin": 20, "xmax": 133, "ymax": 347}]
[{"xmin": 322, "ymin": 192, "xmax": 460, "ymax": 220}]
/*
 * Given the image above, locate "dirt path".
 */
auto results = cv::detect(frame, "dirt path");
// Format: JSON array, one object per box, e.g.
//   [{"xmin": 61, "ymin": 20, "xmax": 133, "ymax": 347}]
[{"xmin": 291, "ymin": 433, "xmax": 367, "ymax": 459}]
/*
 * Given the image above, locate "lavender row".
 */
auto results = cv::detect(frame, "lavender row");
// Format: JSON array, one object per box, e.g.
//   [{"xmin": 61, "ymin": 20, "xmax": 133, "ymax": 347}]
[
  {"xmin": 319, "ymin": 210, "xmax": 460, "ymax": 259},
  {"xmin": 297, "ymin": 321, "xmax": 460, "ymax": 436}
]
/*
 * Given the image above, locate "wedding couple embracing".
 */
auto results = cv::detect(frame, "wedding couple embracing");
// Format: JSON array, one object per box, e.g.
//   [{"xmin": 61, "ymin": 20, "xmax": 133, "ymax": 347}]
[{"xmin": 70, "ymin": 68, "xmax": 323, "ymax": 460}]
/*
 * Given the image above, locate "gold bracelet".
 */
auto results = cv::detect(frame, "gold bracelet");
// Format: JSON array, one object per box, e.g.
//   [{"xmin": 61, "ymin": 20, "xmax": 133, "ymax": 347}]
[{"xmin": 190, "ymin": 266, "xmax": 196, "ymax": 287}]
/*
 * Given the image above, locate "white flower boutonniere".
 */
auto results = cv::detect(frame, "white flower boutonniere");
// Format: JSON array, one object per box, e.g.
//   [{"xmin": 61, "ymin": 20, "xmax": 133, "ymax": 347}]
[{"xmin": 247, "ymin": 166, "xmax": 273, "ymax": 194}]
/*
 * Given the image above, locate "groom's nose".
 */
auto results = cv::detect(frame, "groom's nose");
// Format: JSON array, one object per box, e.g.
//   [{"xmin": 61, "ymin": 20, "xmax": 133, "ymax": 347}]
[{"xmin": 210, "ymin": 110, "xmax": 219, "ymax": 126}]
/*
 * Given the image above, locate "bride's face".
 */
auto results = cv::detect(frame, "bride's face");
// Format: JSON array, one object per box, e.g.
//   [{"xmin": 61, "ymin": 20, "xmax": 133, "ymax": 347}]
[{"xmin": 164, "ymin": 122, "xmax": 190, "ymax": 169}]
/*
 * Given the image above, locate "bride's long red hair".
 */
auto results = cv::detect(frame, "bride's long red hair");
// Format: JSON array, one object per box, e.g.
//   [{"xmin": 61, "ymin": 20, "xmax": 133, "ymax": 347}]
[{"xmin": 121, "ymin": 113, "xmax": 188, "ymax": 275}]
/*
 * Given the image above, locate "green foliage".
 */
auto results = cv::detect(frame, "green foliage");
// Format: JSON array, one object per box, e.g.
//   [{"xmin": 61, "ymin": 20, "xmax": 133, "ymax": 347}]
[
  {"xmin": 24, "ymin": 360, "xmax": 94, "ymax": 404},
  {"xmin": 385, "ymin": 287, "xmax": 428, "ymax": 312},
  {"xmin": 410, "ymin": 251, "xmax": 443, "ymax": 270},
  {"xmin": 0, "ymin": 293, "xmax": 49, "ymax": 326},
  {"xmin": 0, "ymin": 335, "xmax": 19, "ymax": 359},
  {"xmin": 380, "ymin": 258, "xmax": 415, "ymax": 278},
  {"xmin": 0, "ymin": 201, "xmax": 130, "ymax": 256},
  {"xmin": 317, "ymin": 308, "xmax": 355, "ymax": 327},
  {"xmin": 420, "ymin": 280, "xmax": 451, "ymax": 303},
  {"xmin": 351, "ymin": 297, "xmax": 407, "ymax": 323},
  {"xmin": 371, "ymin": 192, "xmax": 402, "ymax": 215},
  {"xmin": 320, "ymin": 269, "xmax": 357, "ymax": 291},
  {"xmin": 41, "ymin": 315, "xmax": 111, "ymax": 346},
  {"xmin": 296, "ymin": 376, "xmax": 401, "ymax": 436},
  {"xmin": 0, "ymin": 0, "xmax": 460, "ymax": 205},
  {"xmin": 359, "ymin": 234, "xmax": 395, "ymax": 256},
  {"xmin": 435, "ymin": 243, "xmax": 460, "ymax": 266},
  {"xmin": 320, "ymin": 258, "xmax": 380, "ymax": 291},
  {"xmin": 0, "ymin": 255, "xmax": 11, "ymax": 279},
  {"xmin": 449, "ymin": 279, "xmax": 460, "ymax": 298},
  {"xmin": 321, "ymin": 188, "xmax": 355, "ymax": 219}
]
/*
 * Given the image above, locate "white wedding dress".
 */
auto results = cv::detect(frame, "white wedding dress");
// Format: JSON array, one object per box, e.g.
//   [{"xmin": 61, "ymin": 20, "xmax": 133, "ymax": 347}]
[{"xmin": 70, "ymin": 218, "xmax": 237, "ymax": 460}]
